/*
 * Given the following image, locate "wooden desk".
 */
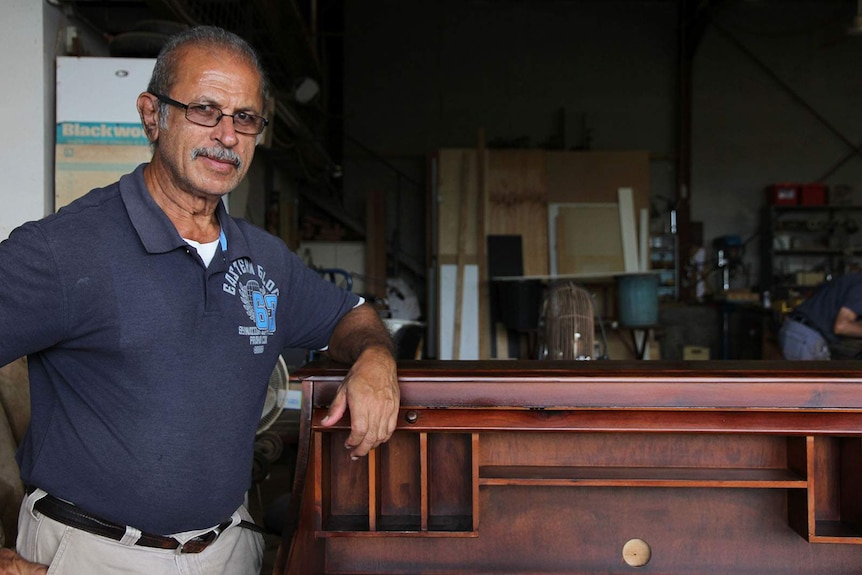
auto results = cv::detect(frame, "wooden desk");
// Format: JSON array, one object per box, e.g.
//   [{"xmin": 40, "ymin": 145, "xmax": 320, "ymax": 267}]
[{"xmin": 275, "ymin": 360, "xmax": 862, "ymax": 574}]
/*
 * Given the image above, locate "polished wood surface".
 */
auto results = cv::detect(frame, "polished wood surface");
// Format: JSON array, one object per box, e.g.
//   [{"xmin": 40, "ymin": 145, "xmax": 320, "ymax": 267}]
[{"xmin": 275, "ymin": 360, "xmax": 862, "ymax": 574}]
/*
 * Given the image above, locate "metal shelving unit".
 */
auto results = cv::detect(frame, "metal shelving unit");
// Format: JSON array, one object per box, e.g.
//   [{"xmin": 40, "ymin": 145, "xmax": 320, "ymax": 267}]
[{"xmin": 761, "ymin": 205, "xmax": 862, "ymax": 297}]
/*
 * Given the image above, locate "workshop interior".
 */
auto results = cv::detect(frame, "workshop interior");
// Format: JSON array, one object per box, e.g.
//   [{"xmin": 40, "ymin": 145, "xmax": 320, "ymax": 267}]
[{"xmin": 7, "ymin": 1, "xmax": 862, "ymax": 573}]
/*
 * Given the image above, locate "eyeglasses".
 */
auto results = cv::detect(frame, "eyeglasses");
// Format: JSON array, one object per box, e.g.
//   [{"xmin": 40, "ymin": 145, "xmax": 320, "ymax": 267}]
[{"xmin": 151, "ymin": 93, "xmax": 269, "ymax": 135}]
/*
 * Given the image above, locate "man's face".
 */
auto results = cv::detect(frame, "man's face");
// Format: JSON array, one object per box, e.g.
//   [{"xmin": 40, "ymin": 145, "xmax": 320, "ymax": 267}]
[{"xmin": 152, "ymin": 45, "xmax": 264, "ymax": 199}]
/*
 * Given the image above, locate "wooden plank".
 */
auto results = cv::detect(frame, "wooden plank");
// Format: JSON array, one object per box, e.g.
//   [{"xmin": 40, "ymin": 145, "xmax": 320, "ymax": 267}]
[
  {"xmin": 478, "ymin": 465, "xmax": 807, "ymax": 488},
  {"xmin": 476, "ymin": 130, "xmax": 490, "ymax": 360},
  {"xmin": 545, "ymin": 150, "xmax": 650, "ymax": 219},
  {"xmin": 839, "ymin": 438, "xmax": 862, "ymax": 530},
  {"xmin": 420, "ymin": 432, "xmax": 428, "ymax": 532},
  {"xmin": 478, "ymin": 432, "xmax": 791, "ymax": 469},
  {"xmin": 273, "ymin": 378, "xmax": 316, "ymax": 575},
  {"xmin": 303, "ymin": 359, "xmax": 862, "ymax": 412},
  {"xmin": 471, "ymin": 433, "xmax": 480, "ymax": 532},
  {"xmin": 484, "ymin": 149, "xmax": 546, "ymax": 360},
  {"xmin": 436, "ymin": 149, "xmax": 477, "ymax": 257},
  {"xmin": 437, "ymin": 254, "xmax": 478, "ymax": 266},
  {"xmin": 364, "ymin": 189, "xmax": 387, "ymax": 299},
  {"xmin": 639, "ymin": 207, "xmax": 649, "ymax": 272},
  {"xmin": 378, "ymin": 433, "xmax": 420, "ymax": 520},
  {"xmin": 278, "ymin": 188, "xmax": 298, "ymax": 251},
  {"xmin": 494, "ymin": 324, "xmax": 509, "ymax": 359},
  {"xmin": 452, "ymin": 152, "xmax": 471, "ymax": 359},
  {"xmin": 552, "ymin": 203, "xmax": 624, "ymax": 275},
  {"xmin": 368, "ymin": 449, "xmax": 377, "ymax": 531},
  {"xmin": 436, "ymin": 150, "xmax": 480, "ymax": 360},
  {"xmin": 428, "ymin": 434, "xmax": 473, "ymax": 521},
  {"xmin": 314, "ymin": 431, "xmax": 324, "ymax": 531},
  {"xmin": 486, "ymin": 150, "xmax": 548, "ymax": 277},
  {"xmin": 618, "ymin": 187, "xmax": 639, "ymax": 273}
]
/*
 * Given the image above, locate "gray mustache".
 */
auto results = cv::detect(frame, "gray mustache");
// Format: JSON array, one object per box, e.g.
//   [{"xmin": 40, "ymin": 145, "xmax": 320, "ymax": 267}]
[{"xmin": 191, "ymin": 147, "xmax": 242, "ymax": 170}]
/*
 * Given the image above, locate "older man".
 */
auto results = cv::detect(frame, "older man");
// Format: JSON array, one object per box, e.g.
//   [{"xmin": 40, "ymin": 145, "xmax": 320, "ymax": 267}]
[{"xmin": 0, "ymin": 25, "xmax": 399, "ymax": 574}]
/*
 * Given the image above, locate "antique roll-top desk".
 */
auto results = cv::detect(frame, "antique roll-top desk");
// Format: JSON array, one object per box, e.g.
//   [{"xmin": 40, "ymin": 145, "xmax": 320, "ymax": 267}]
[{"xmin": 273, "ymin": 360, "xmax": 862, "ymax": 574}]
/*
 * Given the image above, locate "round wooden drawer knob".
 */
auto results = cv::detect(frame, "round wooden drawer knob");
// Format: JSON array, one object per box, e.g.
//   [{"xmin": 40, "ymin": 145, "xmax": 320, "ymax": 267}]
[{"xmin": 622, "ymin": 538, "xmax": 651, "ymax": 567}]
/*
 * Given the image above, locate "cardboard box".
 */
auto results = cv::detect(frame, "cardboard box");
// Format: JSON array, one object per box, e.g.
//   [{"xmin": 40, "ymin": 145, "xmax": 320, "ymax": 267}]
[
  {"xmin": 796, "ymin": 272, "xmax": 825, "ymax": 287},
  {"xmin": 683, "ymin": 345, "xmax": 710, "ymax": 360},
  {"xmin": 800, "ymin": 184, "xmax": 827, "ymax": 206},
  {"xmin": 766, "ymin": 183, "xmax": 799, "ymax": 206},
  {"xmin": 725, "ymin": 289, "xmax": 761, "ymax": 303}
]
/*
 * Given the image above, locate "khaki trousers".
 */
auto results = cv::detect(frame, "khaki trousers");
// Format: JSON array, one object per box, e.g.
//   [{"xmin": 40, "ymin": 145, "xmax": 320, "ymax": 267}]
[{"xmin": 16, "ymin": 488, "xmax": 264, "ymax": 575}]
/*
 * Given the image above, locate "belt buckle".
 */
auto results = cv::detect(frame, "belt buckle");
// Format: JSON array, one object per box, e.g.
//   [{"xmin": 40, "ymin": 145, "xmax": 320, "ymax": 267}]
[{"xmin": 179, "ymin": 529, "xmax": 219, "ymax": 554}]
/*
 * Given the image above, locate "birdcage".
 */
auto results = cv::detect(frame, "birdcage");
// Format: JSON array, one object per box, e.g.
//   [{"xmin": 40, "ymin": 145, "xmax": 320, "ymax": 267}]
[{"xmin": 539, "ymin": 281, "xmax": 596, "ymax": 360}]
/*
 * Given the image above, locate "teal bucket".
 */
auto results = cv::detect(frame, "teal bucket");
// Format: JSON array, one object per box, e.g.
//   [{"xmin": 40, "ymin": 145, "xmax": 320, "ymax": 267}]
[{"xmin": 615, "ymin": 273, "xmax": 659, "ymax": 327}]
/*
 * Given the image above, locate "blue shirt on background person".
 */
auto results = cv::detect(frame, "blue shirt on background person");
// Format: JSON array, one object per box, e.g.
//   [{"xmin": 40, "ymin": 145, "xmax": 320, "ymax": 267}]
[{"xmin": 778, "ymin": 273, "xmax": 862, "ymax": 360}]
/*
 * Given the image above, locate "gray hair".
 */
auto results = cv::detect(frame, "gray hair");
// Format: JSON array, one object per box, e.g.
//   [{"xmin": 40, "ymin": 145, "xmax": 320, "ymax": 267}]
[{"xmin": 147, "ymin": 25, "xmax": 271, "ymax": 130}]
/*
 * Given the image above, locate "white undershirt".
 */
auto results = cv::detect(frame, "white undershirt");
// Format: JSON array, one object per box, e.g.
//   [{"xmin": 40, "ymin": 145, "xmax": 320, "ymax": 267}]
[{"xmin": 184, "ymin": 237, "xmax": 220, "ymax": 266}]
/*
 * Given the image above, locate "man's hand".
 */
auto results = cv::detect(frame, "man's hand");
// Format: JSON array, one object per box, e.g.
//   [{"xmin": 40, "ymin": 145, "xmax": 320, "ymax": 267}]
[
  {"xmin": 0, "ymin": 549, "xmax": 47, "ymax": 575},
  {"xmin": 321, "ymin": 303, "xmax": 401, "ymax": 458},
  {"xmin": 321, "ymin": 345, "xmax": 399, "ymax": 459}
]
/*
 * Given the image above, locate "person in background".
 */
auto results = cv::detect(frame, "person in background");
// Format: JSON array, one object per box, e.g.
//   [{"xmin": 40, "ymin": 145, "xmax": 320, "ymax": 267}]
[
  {"xmin": 0, "ymin": 25, "xmax": 399, "ymax": 574},
  {"xmin": 778, "ymin": 273, "xmax": 862, "ymax": 360}
]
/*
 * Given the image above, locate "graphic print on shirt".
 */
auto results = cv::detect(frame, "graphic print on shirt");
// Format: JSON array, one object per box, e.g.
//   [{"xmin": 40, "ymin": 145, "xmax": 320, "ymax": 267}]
[{"xmin": 222, "ymin": 258, "xmax": 279, "ymax": 354}]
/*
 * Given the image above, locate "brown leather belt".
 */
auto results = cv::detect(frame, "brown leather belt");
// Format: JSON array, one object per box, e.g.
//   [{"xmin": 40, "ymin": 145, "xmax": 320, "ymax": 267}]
[
  {"xmin": 789, "ymin": 312, "xmax": 823, "ymax": 337},
  {"xmin": 30, "ymin": 489, "xmax": 262, "ymax": 554}
]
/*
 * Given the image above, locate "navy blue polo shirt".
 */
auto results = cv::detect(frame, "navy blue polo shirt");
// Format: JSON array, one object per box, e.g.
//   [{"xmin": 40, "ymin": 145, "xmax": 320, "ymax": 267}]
[
  {"xmin": 795, "ymin": 274, "xmax": 862, "ymax": 343},
  {"xmin": 0, "ymin": 164, "xmax": 359, "ymax": 534}
]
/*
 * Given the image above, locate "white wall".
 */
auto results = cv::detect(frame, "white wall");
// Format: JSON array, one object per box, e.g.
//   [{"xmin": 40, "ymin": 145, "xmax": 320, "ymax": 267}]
[{"xmin": 0, "ymin": 3, "xmax": 59, "ymax": 240}]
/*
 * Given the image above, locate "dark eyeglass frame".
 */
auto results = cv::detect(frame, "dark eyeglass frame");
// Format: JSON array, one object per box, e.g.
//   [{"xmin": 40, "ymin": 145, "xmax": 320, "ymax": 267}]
[{"xmin": 151, "ymin": 92, "xmax": 269, "ymax": 135}]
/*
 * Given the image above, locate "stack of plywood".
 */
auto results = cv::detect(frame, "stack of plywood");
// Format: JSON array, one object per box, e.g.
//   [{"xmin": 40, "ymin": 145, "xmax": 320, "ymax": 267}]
[{"xmin": 434, "ymin": 148, "xmax": 650, "ymax": 360}]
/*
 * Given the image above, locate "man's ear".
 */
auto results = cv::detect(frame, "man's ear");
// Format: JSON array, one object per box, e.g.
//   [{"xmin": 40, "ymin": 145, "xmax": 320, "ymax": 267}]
[{"xmin": 137, "ymin": 92, "xmax": 160, "ymax": 142}]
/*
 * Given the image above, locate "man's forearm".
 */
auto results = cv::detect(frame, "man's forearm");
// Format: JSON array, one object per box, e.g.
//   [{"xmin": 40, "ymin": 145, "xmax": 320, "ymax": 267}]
[
  {"xmin": 326, "ymin": 304, "xmax": 395, "ymax": 364},
  {"xmin": 833, "ymin": 306, "xmax": 862, "ymax": 338},
  {"xmin": 320, "ymin": 303, "xmax": 400, "ymax": 456}
]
